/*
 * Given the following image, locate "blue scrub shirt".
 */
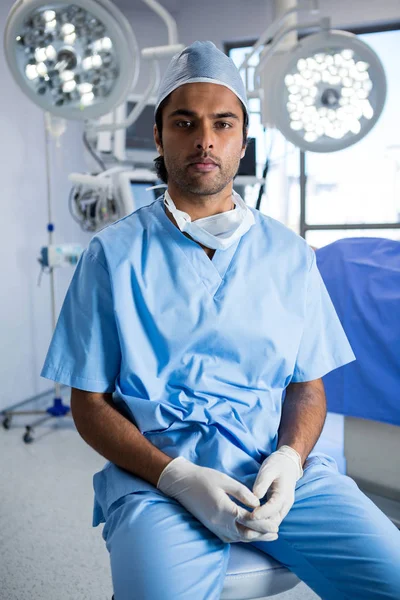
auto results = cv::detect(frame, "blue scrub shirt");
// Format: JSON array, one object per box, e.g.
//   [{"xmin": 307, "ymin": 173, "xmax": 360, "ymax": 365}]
[{"xmin": 41, "ymin": 197, "xmax": 355, "ymax": 525}]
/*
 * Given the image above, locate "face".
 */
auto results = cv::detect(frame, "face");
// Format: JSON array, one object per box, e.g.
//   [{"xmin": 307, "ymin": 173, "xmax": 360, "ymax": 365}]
[{"xmin": 154, "ymin": 82, "xmax": 247, "ymax": 196}]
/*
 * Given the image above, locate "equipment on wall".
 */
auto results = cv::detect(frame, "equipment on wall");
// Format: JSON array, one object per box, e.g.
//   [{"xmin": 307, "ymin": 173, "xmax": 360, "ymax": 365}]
[
  {"xmin": 68, "ymin": 167, "xmax": 159, "ymax": 231},
  {"xmin": 240, "ymin": 0, "xmax": 387, "ymax": 152},
  {"xmin": 68, "ymin": 167, "xmax": 126, "ymax": 231}
]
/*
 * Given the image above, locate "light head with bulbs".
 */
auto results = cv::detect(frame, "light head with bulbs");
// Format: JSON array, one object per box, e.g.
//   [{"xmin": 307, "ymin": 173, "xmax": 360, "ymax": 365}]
[
  {"xmin": 259, "ymin": 28, "xmax": 387, "ymax": 152},
  {"xmin": 4, "ymin": 0, "xmax": 139, "ymax": 120}
]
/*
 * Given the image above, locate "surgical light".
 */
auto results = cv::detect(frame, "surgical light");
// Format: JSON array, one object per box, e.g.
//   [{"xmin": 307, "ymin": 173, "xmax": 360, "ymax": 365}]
[
  {"xmin": 260, "ymin": 29, "xmax": 387, "ymax": 152},
  {"xmin": 4, "ymin": 0, "xmax": 139, "ymax": 120}
]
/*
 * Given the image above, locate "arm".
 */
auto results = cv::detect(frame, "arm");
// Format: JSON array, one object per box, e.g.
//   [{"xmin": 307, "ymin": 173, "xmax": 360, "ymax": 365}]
[
  {"xmin": 70, "ymin": 387, "xmax": 173, "ymax": 487},
  {"xmin": 277, "ymin": 377, "xmax": 327, "ymax": 466}
]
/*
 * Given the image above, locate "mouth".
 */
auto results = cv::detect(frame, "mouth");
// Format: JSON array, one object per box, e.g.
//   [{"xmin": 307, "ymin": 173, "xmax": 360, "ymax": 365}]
[{"xmin": 188, "ymin": 160, "xmax": 219, "ymax": 173}]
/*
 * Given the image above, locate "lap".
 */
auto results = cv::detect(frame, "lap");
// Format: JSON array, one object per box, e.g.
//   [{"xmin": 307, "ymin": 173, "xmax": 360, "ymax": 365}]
[
  {"xmin": 102, "ymin": 488, "xmax": 230, "ymax": 600},
  {"xmin": 251, "ymin": 455, "xmax": 400, "ymax": 600}
]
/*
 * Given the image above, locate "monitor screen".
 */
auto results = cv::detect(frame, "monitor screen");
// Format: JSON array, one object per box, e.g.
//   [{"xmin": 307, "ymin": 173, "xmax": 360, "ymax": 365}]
[
  {"xmin": 126, "ymin": 102, "xmax": 157, "ymax": 151},
  {"xmin": 237, "ymin": 138, "xmax": 256, "ymax": 176},
  {"xmin": 130, "ymin": 181, "xmax": 160, "ymax": 211}
]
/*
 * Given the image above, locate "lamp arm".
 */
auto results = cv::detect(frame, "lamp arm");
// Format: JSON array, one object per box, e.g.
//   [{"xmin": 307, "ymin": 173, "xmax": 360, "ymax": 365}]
[
  {"xmin": 253, "ymin": 17, "xmax": 328, "ymax": 90},
  {"xmin": 237, "ymin": 0, "xmax": 320, "ymax": 73},
  {"xmin": 142, "ymin": 0, "xmax": 178, "ymax": 45},
  {"xmin": 87, "ymin": 57, "xmax": 160, "ymax": 133}
]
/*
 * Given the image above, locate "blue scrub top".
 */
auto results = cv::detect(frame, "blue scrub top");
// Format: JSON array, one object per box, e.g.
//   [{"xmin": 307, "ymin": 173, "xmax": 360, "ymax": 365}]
[{"xmin": 41, "ymin": 197, "xmax": 355, "ymax": 525}]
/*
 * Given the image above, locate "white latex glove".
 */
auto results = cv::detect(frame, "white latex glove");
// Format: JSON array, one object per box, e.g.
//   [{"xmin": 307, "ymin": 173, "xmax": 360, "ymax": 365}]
[
  {"xmin": 236, "ymin": 446, "xmax": 303, "ymax": 534},
  {"xmin": 157, "ymin": 456, "xmax": 279, "ymax": 543}
]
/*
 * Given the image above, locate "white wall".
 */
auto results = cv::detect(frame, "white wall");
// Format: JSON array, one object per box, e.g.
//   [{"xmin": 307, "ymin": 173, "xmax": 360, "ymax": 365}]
[
  {"xmin": 175, "ymin": 0, "xmax": 274, "ymax": 49},
  {"xmin": 0, "ymin": 1, "xmax": 93, "ymax": 410}
]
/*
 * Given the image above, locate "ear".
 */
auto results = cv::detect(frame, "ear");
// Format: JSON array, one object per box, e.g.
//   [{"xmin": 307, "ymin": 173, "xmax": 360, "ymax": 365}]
[
  {"xmin": 154, "ymin": 124, "xmax": 163, "ymax": 155},
  {"xmin": 240, "ymin": 129, "xmax": 249, "ymax": 159}
]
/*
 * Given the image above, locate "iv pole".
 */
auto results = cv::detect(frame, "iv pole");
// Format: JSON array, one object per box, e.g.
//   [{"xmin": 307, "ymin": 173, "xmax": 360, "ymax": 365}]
[{"xmin": 2, "ymin": 114, "xmax": 71, "ymax": 443}]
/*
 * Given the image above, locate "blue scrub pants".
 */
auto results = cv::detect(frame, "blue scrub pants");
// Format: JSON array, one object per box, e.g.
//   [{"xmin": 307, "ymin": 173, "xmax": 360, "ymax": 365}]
[{"xmin": 101, "ymin": 456, "xmax": 400, "ymax": 600}]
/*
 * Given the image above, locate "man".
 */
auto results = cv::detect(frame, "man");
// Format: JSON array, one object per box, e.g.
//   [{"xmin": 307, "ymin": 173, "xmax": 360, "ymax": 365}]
[{"xmin": 41, "ymin": 42, "xmax": 400, "ymax": 599}]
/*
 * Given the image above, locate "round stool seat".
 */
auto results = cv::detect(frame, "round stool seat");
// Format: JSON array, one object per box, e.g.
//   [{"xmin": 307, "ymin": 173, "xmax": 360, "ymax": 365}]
[
  {"xmin": 111, "ymin": 543, "xmax": 300, "ymax": 600},
  {"xmin": 221, "ymin": 543, "xmax": 300, "ymax": 599}
]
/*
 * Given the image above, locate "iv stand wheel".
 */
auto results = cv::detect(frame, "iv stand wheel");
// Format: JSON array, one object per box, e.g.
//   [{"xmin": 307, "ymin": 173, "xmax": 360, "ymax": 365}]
[
  {"xmin": 23, "ymin": 427, "xmax": 34, "ymax": 444},
  {"xmin": 2, "ymin": 416, "xmax": 12, "ymax": 430}
]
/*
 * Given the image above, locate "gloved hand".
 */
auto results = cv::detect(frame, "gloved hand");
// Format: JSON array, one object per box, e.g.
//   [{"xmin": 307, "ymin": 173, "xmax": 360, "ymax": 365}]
[
  {"xmin": 236, "ymin": 446, "xmax": 303, "ymax": 534},
  {"xmin": 157, "ymin": 456, "xmax": 279, "ymax": 543}
]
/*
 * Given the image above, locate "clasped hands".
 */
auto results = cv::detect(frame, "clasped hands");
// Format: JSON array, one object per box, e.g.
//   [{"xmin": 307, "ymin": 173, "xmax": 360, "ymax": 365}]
[
  {"xmin": 235, "ymin": 445, "xmax": 304, "ymax": 542},
  {"xmin": 157, "ymin": 445, "xmax": 303, "ymax": 544}
]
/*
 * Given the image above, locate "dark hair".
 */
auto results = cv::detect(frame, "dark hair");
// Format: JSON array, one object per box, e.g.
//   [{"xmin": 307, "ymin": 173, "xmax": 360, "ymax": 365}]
[{"xmin": 154, "ymin": 95, "xmax": 249, "ymax": 184}]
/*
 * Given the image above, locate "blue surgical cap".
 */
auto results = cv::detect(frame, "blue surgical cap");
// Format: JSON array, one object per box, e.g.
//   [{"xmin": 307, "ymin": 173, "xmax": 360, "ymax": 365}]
[{"xmin": 154, "ymin": 41, "xmax": 249, "ymax": 118}]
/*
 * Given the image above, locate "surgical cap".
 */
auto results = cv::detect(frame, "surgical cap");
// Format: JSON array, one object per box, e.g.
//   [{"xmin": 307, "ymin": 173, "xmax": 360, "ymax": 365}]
[{"xmin": 154, "ymin": 41, "xmax": 249, "ymax": 118}]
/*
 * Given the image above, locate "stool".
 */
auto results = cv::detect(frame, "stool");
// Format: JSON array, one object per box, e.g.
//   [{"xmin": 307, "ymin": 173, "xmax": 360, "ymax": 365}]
[
  {"xmin": 221, "ymin": 542, "xmax": 300, "ymax": 599},
  {"xmin": 112, "ymin": 541, "xmax": 300, "ymax": 599}
]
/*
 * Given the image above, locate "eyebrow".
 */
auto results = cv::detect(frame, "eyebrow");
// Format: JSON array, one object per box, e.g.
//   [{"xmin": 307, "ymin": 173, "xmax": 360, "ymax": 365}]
[{"xmin": 167, "ymin": 109, "xmax": 240, "ymax": 121}]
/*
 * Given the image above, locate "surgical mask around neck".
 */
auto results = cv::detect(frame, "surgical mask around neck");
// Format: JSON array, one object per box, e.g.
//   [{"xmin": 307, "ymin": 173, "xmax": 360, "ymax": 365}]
[{"xmin": 164, "ymin": 190, "xmax": 255, "ymax": 251}]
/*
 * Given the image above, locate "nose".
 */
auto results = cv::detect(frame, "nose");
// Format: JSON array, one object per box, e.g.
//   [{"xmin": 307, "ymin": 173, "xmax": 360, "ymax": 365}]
[{"xmin": 194, "ymin": 121, "xmax": 214, "ymax": 151}]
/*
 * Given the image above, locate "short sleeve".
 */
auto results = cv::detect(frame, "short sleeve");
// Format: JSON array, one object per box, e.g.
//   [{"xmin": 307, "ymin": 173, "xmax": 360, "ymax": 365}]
[
  {"xmin": 291, "ymin": 247, "xmax": 356, "ymax": 383},
  {"xmin": 40, "ymin": 238, "xmax": 121, "ymax": 393}
]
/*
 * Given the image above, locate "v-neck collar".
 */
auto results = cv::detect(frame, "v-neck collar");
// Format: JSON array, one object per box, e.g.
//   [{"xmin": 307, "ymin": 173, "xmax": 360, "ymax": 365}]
[{"xmin": 153, "ymin": 199, "xmax": 240, "ymax": 297}]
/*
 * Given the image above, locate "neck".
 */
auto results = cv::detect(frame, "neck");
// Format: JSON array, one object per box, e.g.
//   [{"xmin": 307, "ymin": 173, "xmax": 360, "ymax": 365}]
[{"xmin": 166, "ymin": 180, "xmax": 234, "ymax": 220}]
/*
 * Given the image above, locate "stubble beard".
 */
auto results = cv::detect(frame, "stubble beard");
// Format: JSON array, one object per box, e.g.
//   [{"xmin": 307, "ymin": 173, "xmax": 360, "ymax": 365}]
[{"xmin": 164, "ymin": 156, "xmax": 241, "ymax": 196}]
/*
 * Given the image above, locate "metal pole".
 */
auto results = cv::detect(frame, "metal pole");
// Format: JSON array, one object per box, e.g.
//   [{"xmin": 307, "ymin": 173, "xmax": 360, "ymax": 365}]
[
  {"xmin": 43, "ymin": 114, "xmax": 61, "ymax": 400},
  {"xmin": 274, "ymin": 0, "xmax": 298, "ymax": 50},
  {"xmin": 300, "ymin": 151, "xmax": 307, "ymax": 239}
]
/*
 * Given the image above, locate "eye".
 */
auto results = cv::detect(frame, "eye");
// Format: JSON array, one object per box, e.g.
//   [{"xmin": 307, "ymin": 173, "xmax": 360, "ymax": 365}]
[
  {"xmin": 216, "ymin": 122, "xmax": 232, "ymax": 129},
  {"xmin": 176, "ymin": 120, "xmax": 193, "ymax": 128}
]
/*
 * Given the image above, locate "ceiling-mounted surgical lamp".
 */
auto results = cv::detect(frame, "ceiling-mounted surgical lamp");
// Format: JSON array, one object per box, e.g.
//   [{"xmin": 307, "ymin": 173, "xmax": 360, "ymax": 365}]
[
  {"xmin": 4, "ymin": 0, "xmax": 140, "ymax": 120},
  {"xmin": 4, "ymin": 0, "xmax": 184, "ymax": 132},
  {"xmin": 242, "ymin": 2, "xmax": 387, "ymax": 153},
  {"xmin": 258, "ymin": 24, "xmax": 387, "ymax": 153}
]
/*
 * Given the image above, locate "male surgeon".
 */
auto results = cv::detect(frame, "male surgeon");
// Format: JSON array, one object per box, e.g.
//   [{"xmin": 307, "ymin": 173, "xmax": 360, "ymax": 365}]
[{"xmin": 41, "ymin": 41, "xmax": 400, "ymax": 600}]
